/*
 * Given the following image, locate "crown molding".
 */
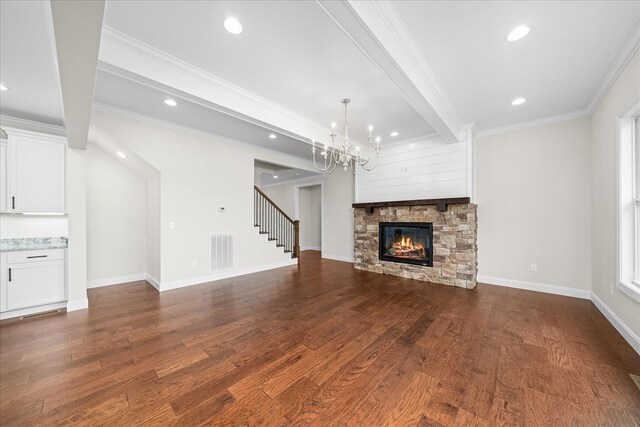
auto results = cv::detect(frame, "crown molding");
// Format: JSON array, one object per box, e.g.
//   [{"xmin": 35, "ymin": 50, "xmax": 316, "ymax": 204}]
[
  {"xmin": 317, "ymin": 0, "xmax": 463, "ymax": 143},
  {"xmin": 99, "ymin": 26, "xmax": 331, "ymax": 146},
  {"xmin": 0, "ymin": 115, "xmax": 66, "ymax": 137},
  {"xmin": 476, "ymin": 109, "xmax": 590, "ymax": 139},
  {"xmin": 587, "ymin": 20, "xmax": 640, "ymax": 114}
]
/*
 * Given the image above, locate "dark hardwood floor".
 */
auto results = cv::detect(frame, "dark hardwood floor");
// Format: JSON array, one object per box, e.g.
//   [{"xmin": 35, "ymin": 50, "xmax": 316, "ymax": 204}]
[{"xmin": 1, "ymin": 251, "xmax": 639, "ymax": 426}]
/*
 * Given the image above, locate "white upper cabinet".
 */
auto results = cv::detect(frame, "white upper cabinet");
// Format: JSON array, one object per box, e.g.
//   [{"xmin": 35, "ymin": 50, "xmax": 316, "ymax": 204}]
[
  {"xmin": 0, "ymin": 139, "xmax": 7, "ymax": 213},
  {"xmin": 2, "ymin": 128, "xmax": 66, "ymax": 213}
]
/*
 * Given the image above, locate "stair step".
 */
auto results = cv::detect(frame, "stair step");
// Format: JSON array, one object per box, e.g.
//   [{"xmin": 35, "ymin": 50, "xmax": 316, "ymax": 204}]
[
  {"xmin": 259, "ymin": 232, "xmax": 268, "ymax": 234},
  {"xmin": 276, "ymin": 244, "xmax": 285, "ymax": 248},
  {"xmin": 268, "ymin": 238, "xmax": 277, "ymax": 241}
]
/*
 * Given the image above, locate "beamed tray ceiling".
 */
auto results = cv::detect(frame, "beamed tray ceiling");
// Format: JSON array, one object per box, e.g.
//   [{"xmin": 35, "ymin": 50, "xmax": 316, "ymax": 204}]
[{"xmin": 1, "ymin": 1, "xmax": 638, "ymax": 155}]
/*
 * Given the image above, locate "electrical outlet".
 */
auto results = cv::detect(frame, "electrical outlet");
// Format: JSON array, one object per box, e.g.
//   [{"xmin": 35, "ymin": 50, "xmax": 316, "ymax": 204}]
[
  {"xmin": 191, "ymin": 260, "xmax": 197, "ymax": 268},
  {"xmin": 530, "ymin": 264, "xmax": 537, "ymax": 272},
  {"xmin": 610, "ymin": 284, "xmax": 614, "ymax": 296},
  {"xmin": 169, "ymin": 222, "xmax": 175, "ymax": 230}
]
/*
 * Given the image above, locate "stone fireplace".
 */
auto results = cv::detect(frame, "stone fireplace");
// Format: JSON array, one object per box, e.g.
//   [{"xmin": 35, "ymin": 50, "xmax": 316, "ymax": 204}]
[{"xmin": 353, "ymin": 198, "xmax": 478, "ymax": 289}]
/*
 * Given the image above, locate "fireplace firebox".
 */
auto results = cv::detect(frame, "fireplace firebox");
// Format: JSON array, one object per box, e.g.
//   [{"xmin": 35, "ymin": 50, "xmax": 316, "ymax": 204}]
[{"xmin": 379, "ymin": 222, "xmax": 433, "ymax": 267}]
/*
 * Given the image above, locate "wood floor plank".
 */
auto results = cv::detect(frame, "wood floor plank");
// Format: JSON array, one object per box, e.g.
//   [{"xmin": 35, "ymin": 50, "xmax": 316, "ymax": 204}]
[{"xmin": 0, "ymin": 251, "xmax": 638, "ymax": 426}]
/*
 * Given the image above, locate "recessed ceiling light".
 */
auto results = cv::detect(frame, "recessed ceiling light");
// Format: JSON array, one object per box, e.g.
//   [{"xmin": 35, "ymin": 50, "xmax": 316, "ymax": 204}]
[
  {"xmin": 409, "ymin": 143, "xmax": 416, "ymax": 148},
  {"xmin": 507, "ymin": 26, "xmax": 530, "ymax": 42},
  {"xmin": 295, "ymin": 173, "xmax": 300, "ymax": 176},
  {"xmin": 273, "ymin": 175, "xmax": 278, "ymax": 179},
  {"xmin": 268, "ymin": 133, "xmax": 277, "ymax": 139},
  {"xmin": 164, "ymin": 99, "xmax": 177, "ymax": 107},
  {"xmin": 511, "ymin": 97, "xmax": 527, "ymax": 106},
  {"xmin": 390, "ymin": 131, "xmax": 399, "ymax": 137},
  {"xmin": 116, "ymin": 151, "xmax": 127, "ymax": 159},
  {"xmin": 0, "ymin": 84, "xmax": 7, "ymax": 91},
  {"xmin": 224, "ymin": 17, "xmax": 243, "ymax": 35}
]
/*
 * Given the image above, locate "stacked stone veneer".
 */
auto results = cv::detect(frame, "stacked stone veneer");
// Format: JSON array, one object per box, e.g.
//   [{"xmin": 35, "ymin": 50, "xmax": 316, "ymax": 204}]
[{"xmin": 354, "ymin": 203, "xmax": 478, "ymax": 289}]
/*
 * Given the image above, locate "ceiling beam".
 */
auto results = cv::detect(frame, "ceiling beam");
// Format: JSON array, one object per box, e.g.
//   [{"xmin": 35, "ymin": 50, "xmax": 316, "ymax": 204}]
[
  {"xmin": 50, "ymin": 0, "xmax": 105, "ymax": 149},
  {"xmin": 317, "ymin": 0, "xmax": 463, "ymax": 143},
  {"xmin": 98, "ymin": 27, "xmax": 331, "ymax": 148}
]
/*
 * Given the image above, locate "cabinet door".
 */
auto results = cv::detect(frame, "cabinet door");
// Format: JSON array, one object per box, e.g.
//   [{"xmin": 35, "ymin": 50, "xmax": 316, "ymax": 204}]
[
  {"xmin": 9, "ymin": 134, "xmax": 66, "ymax": 213},
  {"xmin": 0, "ymin": 140, "xmax": 7, "ymax": 213},
  {"xmin": 6, "ymin": 261, "xmax": 66, "ymax": 310},
  {"xmin": 0, "ymin": 253, "xmax": 7, "ymax": 312}
]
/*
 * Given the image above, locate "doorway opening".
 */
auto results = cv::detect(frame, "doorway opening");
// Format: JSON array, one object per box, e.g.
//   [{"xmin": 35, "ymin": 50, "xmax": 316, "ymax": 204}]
[{"xmin": 295, "ymin": 183, "xmax": 323, "ymax": 254}]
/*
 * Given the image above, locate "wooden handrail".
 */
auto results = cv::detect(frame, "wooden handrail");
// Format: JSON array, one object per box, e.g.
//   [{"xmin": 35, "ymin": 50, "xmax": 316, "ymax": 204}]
[{"xmin": 254, "ymin": 185, "xmax": 295, "ymax": 224}]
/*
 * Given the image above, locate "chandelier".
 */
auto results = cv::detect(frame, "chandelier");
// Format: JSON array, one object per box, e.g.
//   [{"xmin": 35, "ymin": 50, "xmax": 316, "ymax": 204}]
[{"xmin": 312, "ymin": 98, "xmax": 380, "ymax": 174}]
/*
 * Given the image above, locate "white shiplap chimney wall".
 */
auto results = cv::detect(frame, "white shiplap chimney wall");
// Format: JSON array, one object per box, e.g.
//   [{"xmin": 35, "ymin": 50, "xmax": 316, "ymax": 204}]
[{"xmin": 355, "ymin": 131, "xmax": 475, "ymax": 203}]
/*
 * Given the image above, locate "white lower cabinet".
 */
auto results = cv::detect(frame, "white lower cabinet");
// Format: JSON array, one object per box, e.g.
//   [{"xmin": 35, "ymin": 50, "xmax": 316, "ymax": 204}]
[{"xmin": 0, "ymin": 249, "xmax": 67, "ymax": 315}]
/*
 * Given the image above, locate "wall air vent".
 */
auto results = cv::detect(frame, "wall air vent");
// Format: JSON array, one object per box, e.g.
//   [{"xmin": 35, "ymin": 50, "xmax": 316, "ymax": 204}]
[{"xmin": 210, "ymin": 233, "xmax": 234, "ymax": 272}]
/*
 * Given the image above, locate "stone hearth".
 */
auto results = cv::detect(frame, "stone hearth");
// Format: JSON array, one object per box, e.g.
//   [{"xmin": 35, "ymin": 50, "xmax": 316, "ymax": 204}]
[{"xmin": 353, "ymin": 202, "xmax": 478, "ymax": 289}]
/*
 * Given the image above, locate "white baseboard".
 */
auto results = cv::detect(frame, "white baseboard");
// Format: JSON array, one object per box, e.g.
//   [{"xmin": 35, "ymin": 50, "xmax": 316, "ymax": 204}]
[
  {"xmin": 301, "ymin": 246, "xmax": 321, "ymax": 251},
  {"xmin": 322, "ymin": 253, "xmax": 354, "ymax": 263},
  {"xmin": 477, "ymin": 275, "xmax": 591, "ymax": 299},
  {"xmin": 146, "ymin": 273, "xmax": 161, "ymax": 291},
  {"xmin": 66, "ymin": 298, "xmax": 89, "ymax": 312},
  {"xmin": 0, "ymin": 301, "xmax": 67, "ymax": 320},
  {"xmin": 591, "ymin": 292, "xmax": 640, "ymax": 355},
  {"xmin": 159, "ymin": 258, "xmax": 298, "ymax": 292},
  {"xmin": 87, "ymin": 273, "xmax": 147, "ymax": 289}
]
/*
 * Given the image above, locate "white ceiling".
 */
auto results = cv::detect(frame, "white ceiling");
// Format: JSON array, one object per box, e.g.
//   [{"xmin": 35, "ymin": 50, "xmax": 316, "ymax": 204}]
[
  {"xmin": 0, "ymin": 1, "xmax": 64, "ymax": 126},
  {"xmin": 255, "ymin": 160, "xmax": 320, "ymax": 186},
  {"xmin": 102, "ymin": 0, "xmax": 435, "ymax": 145},
  {"xmin": 1, "ymin": 0, "xmax": 638, "ymax": 153},
  {"xmin": 393, "ymin": 0, "xmax": 640, "ymax": 131}
]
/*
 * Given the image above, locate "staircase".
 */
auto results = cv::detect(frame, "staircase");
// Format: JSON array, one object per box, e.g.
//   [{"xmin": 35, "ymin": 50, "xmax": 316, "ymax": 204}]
[{"xmin": 254, "ymin": 186, "xmax": 299, "ymax": 260}]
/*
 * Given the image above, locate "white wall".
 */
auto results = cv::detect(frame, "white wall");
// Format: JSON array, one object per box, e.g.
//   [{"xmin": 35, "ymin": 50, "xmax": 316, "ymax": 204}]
[
  {"xmin": 260, "ymin": 183, "xmax": 296, "ymax": 218},
  {"xmin": 86, "ymin": 143, "xmax": 147, "ymax": 286},
  {"xmin": 0, "ymin": 214, "xmax": 67, "ymax": 238},
  {"xmin": 591, "ymin": 49, "xmax": 640, "ymax": 342},
  {"xmin": 476, "ymin": 117, "xmax": 592, "ymax": 297},
  {"xmin": 90, "ymin": 110, "xmax": 317, "ymax": 287},
  {"xmin": 323, "ymin": 170, "xmax": 354, "ymax": 262},
  {"xmin": 355, "ymin": 133, "xmax": 473, "ymax": 203}
]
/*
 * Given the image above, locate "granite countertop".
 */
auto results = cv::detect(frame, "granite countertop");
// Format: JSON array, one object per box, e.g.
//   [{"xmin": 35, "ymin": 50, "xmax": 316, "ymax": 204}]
[{"xmin": 0, "ymin": 237, "xmax": 68, "ymax": 252}]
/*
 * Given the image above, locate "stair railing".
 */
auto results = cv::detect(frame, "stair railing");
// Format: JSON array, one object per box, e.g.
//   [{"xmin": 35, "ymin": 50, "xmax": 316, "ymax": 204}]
[{"xmin": 254, "ymin": 186, "xmax": 299, "ymax": 260}]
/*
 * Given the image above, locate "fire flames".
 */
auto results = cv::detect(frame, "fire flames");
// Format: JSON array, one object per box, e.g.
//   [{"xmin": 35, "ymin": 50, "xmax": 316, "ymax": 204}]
[{"xmin": 388, "ymin": 236, "xmax": 426, "ymax": 259}]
